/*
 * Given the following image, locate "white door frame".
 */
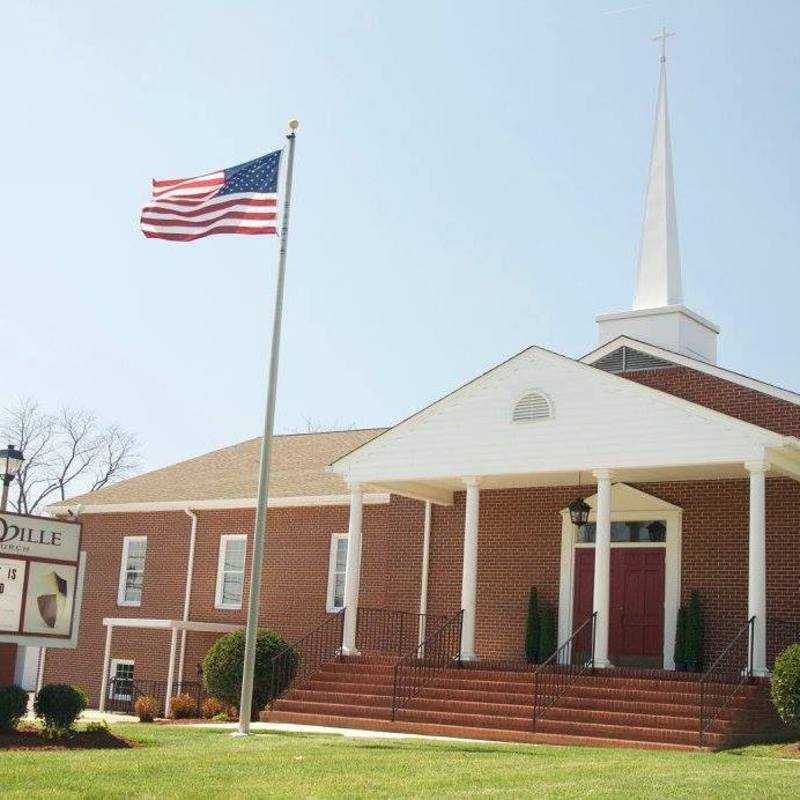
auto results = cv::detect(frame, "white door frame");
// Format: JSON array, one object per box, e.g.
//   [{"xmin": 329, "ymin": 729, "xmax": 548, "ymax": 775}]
[{"xmin": 557, "ymin": 483, "xmax": 682, "ymax": 670}]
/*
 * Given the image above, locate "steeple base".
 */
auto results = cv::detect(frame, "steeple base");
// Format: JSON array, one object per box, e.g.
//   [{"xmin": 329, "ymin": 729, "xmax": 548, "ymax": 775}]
[{"xmin": 597, "ymin": 305, "xmax": 719, "ymax": 364}]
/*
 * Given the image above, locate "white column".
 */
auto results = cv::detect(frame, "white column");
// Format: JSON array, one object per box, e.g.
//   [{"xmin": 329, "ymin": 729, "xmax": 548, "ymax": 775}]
[
  {"xmin": 164, "ymin": 626, "xmax": 180, "ymax": 717},
  {"xmin": 747, "ymin": 461, "xmax": 768, "ymax": 676},
  {"xmin": 98, "ymin": 624, "xmax": 113, "ymax": 712},
  {"xmin": 417, "ymin": 502, "xmax": 432, "ymax": 652},
  {"xmin": 460, "ymin": 478, "xmax": 480, "ymax": 661},
  {"xmin": 341, "ymin": 484, "xmax": 364, "ymax": 655},
  {"xmin": 592, "ymin": 469, "xmax": 613, "ymax": 668},
  {"xmin": 35, "ymin": 648, "xmax": 46, "ymax": 693}
]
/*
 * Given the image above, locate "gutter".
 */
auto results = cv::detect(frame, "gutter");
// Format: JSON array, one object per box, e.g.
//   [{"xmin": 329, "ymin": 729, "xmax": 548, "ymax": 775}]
[{"xmin": 177, "ymin": 508, "xmax": 198, "ymax": 690}]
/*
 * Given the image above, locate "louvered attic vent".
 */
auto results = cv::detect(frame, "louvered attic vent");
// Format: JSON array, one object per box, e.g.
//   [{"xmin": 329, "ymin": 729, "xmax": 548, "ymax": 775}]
[
  {"xmin": 593, "ymin": 346, "xmax": 674, "ymax": 374},
  {"xmin": 512, "ymin": 391, "xmax": 552, "ymax": 423}
]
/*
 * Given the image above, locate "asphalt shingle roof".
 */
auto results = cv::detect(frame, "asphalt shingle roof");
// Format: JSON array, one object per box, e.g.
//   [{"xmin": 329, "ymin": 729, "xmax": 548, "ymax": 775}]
[{"xmin": 56, "ymin": 428, "xmax": 385, "ymax": 507}]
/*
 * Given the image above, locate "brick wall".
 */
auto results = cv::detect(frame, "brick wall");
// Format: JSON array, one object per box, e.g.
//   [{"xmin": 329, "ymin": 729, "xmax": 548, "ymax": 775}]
[
  {"xmin": 42, "ymin": 475, "xmax": 799, "ymax": 703},
  {"xmin": 619, "ymin": 365, "xmax": 800, "ymax": 437}
]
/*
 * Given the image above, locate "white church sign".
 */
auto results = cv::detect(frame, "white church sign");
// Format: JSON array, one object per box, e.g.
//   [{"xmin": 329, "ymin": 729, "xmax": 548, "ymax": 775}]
[{"xmin": 0, "ymin": 511, "xmax": 86, "ymax": 649}]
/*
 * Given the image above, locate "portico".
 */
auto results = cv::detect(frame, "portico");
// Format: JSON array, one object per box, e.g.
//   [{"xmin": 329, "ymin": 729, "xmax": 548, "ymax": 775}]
[{"xmin": 330, "ymin": 345, "xmax": 800, "ymax": 674}]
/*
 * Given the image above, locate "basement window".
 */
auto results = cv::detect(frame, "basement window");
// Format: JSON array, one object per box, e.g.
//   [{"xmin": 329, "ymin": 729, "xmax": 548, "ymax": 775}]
[
  {"xmin": 108, "ymin": 659, "xmax": 134, "ymax": 702},
  {"xmin": 512, "ymin": 391, "xmax": 552, "ymax": 423}
]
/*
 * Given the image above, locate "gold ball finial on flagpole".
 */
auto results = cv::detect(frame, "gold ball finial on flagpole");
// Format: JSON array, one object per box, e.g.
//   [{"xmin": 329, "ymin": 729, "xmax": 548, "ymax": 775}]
[{"xmin": 288, "ymin": 118, "xmax": 299, "ymax": 132}]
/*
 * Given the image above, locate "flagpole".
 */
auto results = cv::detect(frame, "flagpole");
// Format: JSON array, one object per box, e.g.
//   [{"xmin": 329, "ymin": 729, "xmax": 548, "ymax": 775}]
[{"xmin": 235, "ymin": 119, "xmax": 299, "ymax": 735}]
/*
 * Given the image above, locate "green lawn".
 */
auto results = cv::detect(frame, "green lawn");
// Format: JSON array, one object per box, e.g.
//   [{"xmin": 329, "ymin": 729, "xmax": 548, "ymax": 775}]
[{"xmin": 1, "ymin": 725, "xmax": 799, "ymax": 799}]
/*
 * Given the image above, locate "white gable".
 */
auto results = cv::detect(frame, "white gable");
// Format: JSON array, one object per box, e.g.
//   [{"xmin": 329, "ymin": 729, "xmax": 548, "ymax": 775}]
[{"xmin": 332, "ymin": 347, "xmax": 792, "ymax": 487}]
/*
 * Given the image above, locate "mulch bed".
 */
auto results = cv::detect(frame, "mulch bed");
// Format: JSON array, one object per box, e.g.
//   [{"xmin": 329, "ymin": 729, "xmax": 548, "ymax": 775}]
[{"xmin": 0, "ymin": 727, "xmax": 135, "ymax": 750}]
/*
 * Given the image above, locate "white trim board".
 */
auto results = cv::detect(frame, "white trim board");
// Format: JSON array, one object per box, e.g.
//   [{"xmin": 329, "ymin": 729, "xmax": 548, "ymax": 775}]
[{"xmin": 48, "ymin": 493, "xmax": 391, "ymax": 517}]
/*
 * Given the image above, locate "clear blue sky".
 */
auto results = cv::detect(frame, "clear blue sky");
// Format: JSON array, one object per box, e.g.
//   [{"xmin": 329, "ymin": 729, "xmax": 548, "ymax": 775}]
[{"xmin": 2, "ymin": 1, "xmax": 798, "ymax": 473}]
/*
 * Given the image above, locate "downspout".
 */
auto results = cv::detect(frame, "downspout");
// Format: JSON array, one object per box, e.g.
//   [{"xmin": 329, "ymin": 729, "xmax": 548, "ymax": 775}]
[
  {"xmin": 178, "ymin": 508, "xmax": 198, "ymax": 691},
  {"xmin": 417, "ymin": 502, "xmax": 432, "ymax": 653}
]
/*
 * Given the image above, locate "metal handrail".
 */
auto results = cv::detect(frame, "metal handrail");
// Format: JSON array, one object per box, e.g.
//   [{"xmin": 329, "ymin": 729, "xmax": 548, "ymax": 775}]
[
  {"xmin": 698, "ymin": 615, "xmax": 755, "ymax": 747},
  {"xmin": 265, "ymin": 608, "xmax": 346, "ymax": 706},
  {"xmin": 532, "ymin": 611, "xmax": 597, "ymax": 729},
  {"xmin": 391, "ymin": 609, "xmax": 464, "ymax": 720},
  {"xmin": 355, "ymin": 607, "xmax": 447, "ymax": 655}
]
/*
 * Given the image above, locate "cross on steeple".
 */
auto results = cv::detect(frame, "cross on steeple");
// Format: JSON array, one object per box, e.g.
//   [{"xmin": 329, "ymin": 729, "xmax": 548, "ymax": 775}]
[{"xmin": 652, "ymin": 26, "xmax": 675, "ymax": 63}]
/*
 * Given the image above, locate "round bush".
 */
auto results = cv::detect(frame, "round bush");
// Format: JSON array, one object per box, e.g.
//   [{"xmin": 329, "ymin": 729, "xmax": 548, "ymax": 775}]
[
  {"xmin": 34, "ymin": 684, "xmax": 87, "ymax": 731},
  {"xmin": 0, "ymin": 685, "xmax": 29, "ymax": 731},
  {"xmin": 202, "ymin": 629, "xmax": 297, "ymax": 718},
  {"xmin": 771, "ymin": 644, "xmax": 800, "ymax": 728},
  {"xmin": 201, "ymin": 696, "xmax": 226, "ymax": 719},
  {"xmin": 134, "ymin": 694, "xmax": 158, "ymax": 723},
  {"xmin": 169, "ymin": 693, "xmax": 198, "ymax": 719}
]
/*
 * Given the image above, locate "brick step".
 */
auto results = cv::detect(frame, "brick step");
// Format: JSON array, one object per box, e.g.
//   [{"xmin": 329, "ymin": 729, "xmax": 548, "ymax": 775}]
[
  {"xmin": 533, "ymin": 716, "xmax": 702, "ymax": 747},
  {"xmin": 310, "ymin": 670, "xmax": 759, "ymax": 710},
  {"xmin": 272, "ymin": 696, "xmax": 715, "ymax": 746},
  {"xmin": 560, "ymin": 683, "xmax": 756, "ymax": 710},
  {"xmin": 283, "ymin": 686, "xmax": 743, "ymax": 733},
  {"xmin": 538, "ymin": 704, "xmax": 701, "ymax": 733},
  {"xmin": 262, "ymin": 709, "xmax": 700, "ymax": 751},
  {"xmin": 272, "ymin": 698, "xmax": 392, "ymax": 721},
  {"xmin": 304, "ymin": 668, "xmax": 764, "ymax": 716},
  {"xmin": 320, "ymin": 661, "xmax": 760, "ymax": 698}
]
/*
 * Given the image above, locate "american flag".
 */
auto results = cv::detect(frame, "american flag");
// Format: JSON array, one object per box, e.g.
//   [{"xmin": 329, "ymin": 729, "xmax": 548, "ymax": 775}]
[{"xmin": 140, "ymin": 150, "xmax": 282, "ymax": 242}]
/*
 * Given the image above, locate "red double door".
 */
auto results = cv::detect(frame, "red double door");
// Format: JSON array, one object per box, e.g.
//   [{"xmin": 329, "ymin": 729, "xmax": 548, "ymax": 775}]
[{"xmin": 573, "ymin": 547, "xmax": 665, "ymax": 665}]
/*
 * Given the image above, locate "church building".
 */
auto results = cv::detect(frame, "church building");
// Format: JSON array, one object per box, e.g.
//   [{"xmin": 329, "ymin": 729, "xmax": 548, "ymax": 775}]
[{"xmin": 30, "ymin": 44, "xmax": 800, "ymax": 748}]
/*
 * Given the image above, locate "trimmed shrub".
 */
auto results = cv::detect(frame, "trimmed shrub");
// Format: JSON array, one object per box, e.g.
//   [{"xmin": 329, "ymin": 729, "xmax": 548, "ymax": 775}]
[
  {"xmin": 674, "ymin": 591, "xmax": 703, "ymax": 672},
  {"xmin": 134, "ymin": 695, "xmax": 158, "ymax": 722},
  {"xmin": 674, "ymin": 605, "xmax": 688, "ymax": 669},
  {"xmin": 771, "ymin": 644, "xmax": 800, "ymax": 729},
  {"xmin": 202, "ymin": 629, "xmax": 297, "ymax": 718},
  {"xmin": 201, "ymin": 697, "xmax": 226, "ymax": 719},
  {"xmin": 540, "ymin": 604, "xmax": 557, "ymax": 662},
  {"xmin": 169, "ymin": 693, "xmax": 198, "ymax": 719},
  {"xmin": 0, "ymin": 685, "xmax": 29, "ymax": 732},
  {"xmin": 34, "ymin": 684, "xmax": 87, "ymax": 732},
  {"xmin": 685, "ymin": 591, "xmax": 703, "ymax": 671},
  {"xmin": 524, "ymin": 588, "xmax": 541, "ymax": 664}
]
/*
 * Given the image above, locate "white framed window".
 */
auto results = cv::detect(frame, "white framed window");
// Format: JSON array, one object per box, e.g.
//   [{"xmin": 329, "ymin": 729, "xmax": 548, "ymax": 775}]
[
  {"xmin": 326, "ymin": 534, "xmax": 349, "ymax": 613},
  {"xmin": 117, "ymin": 536, "xmax": 147, "ymax": 607},
  {"xmin": 108, "ymin": 659, "xmax": 134, "ymax": 701},
  {"xmin": 215, "ymin": 534, "xmax": 247, "ymax": 610}
]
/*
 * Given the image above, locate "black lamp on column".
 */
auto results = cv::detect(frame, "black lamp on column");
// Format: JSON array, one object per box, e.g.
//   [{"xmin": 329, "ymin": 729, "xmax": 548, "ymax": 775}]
[
  {"xmin": 568, "ymin": 496, "xmax": 591, "ymax": 528},
  {"xmin": 0, "ymin": 444, "xmax": 24, "ymax": 512}
]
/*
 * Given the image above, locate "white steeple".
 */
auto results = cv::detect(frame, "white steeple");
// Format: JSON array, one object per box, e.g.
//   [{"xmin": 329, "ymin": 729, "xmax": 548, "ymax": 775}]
[
  {"xmin": 634, "ymin": 29, "xmax": 682, "ymax": 309},
  {"xmin": 596, "ymin": 29, "xmax": 720, "ymax": 364}
]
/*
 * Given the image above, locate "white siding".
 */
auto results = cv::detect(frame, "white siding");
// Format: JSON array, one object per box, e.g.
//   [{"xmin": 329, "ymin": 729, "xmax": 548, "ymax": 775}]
[{"xmin": 334, "ymin": 348, "xmax": 781, "ymax": 483}]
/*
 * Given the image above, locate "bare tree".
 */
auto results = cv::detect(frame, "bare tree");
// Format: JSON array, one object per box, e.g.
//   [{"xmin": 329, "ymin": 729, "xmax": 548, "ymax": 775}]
[
  {"xmin": 0, "ymin": 398, "xmax": 140, "ymax": 515},
  {"xmin": 289, "ymin": 415, "xmax": 362, "ymax": 434}
]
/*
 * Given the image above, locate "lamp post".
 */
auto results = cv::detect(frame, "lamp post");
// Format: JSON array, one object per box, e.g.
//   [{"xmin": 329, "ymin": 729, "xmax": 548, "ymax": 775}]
[{"xmin": 0, "ymin": 444, "xmax": 24, "ymax": 512}]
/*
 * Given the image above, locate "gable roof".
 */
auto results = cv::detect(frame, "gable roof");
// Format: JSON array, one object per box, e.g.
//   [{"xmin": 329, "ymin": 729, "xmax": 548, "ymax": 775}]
[
  {"xmin": 582, "ymin": 335, "xmax": 800, "ymax": 407},
  {"xmin": 49, "ymin": 428, "xmax": 385, "ymax": 514},
  {"xmin": 331, "ymin": 344, "xmax": 800, "ymax": 489}
]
